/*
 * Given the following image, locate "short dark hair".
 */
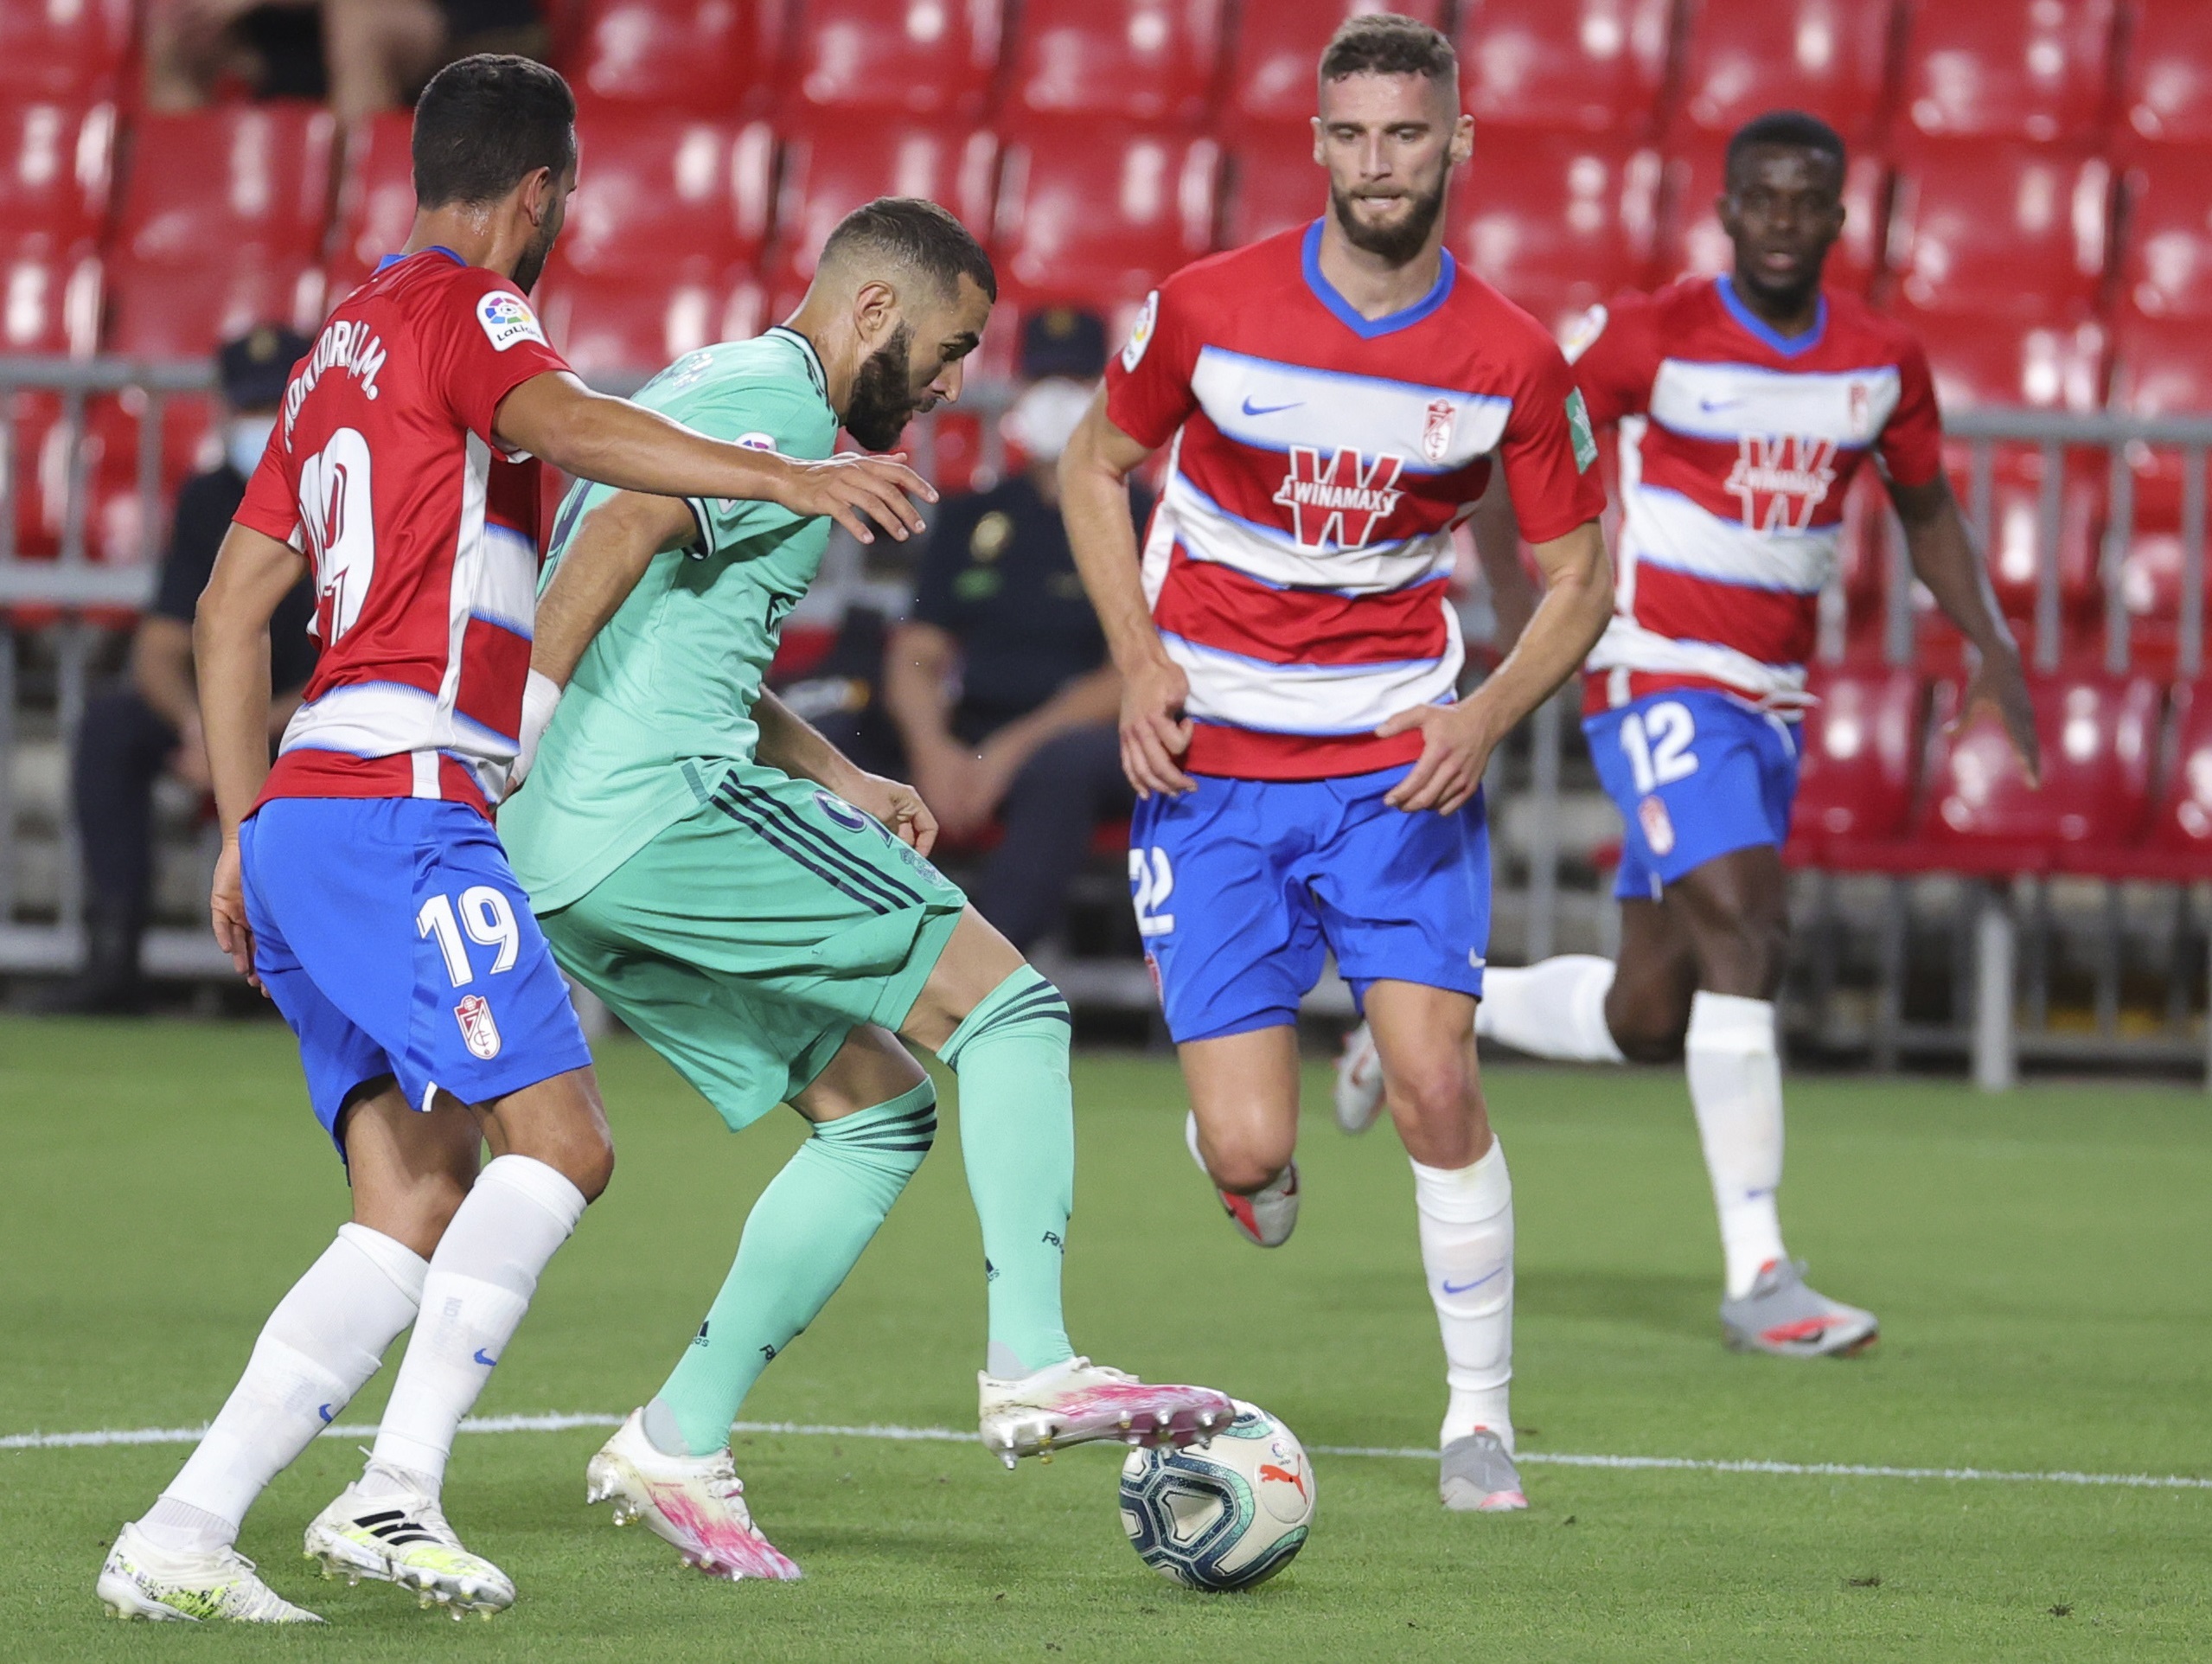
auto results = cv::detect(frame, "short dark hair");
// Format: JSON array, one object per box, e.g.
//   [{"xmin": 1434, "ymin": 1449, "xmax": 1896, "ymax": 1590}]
[
  {"xmin": 412, "ymin": 54, "xmax": 577, "ymax": 210},
  {"xmin": 1319, "ymin": 12, "xmax": 1458, "ymax": 89},
  {"xmin": 822, "ymin": 196, "xmax": 998, "ymax": 303},
  {"xmin": 1725, "ymin": 110, "xmax": 1848, "ymax": 182}
]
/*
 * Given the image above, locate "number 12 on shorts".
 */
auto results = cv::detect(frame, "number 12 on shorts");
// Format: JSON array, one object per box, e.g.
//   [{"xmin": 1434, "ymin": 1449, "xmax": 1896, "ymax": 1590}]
[
  {"xmin": 1619, "ymin": 699, "xmax": 1699, "ymax": 796},
  {"xmin": 417, "ymin": 886, "xmax": 521, "ymax": 987}
]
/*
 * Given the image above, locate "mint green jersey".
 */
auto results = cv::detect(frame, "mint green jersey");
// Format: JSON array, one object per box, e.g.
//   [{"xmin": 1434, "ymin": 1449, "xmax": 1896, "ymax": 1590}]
[{"xmin": 502, "ymin": 326, "xmax": 839, "ymax": 912}]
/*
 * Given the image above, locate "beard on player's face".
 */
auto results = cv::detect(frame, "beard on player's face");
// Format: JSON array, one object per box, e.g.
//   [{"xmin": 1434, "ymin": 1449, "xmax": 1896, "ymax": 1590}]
[
  {"xmin": 1330, "ymin": 165, "xmax": 1449, "ymax": 267},
  {"xmin": 843, "ymin": 321, "xmax": 920, "ymax": 451},
  {"xmin": 512, "ymin": 216, "xmax": 557, "ymax": 294}
]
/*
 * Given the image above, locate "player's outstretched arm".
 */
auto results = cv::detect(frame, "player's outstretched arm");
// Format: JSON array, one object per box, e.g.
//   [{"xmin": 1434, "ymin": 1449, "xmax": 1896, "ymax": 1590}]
[
  {"xmin": 193, "ymin": 522, "xmax": 311, "ymax": 978},
  {"xmin": 492, "ymin": 371, "xmax": 937, "ymax": 547},
  {"xmin": 1058, "ymin": 388, "xmax": 1193, "ymax": 799},
  {"xmin": 753, "ymin": 689, "xmax": 938, "ymax": 855},
  {"xmin": 1890, "ymin": 472, "xmax": 2041, "ymax": 784},
  {"xmin": 1380, "ymin": 517, "xmax": 1613, "ymax": 815}
]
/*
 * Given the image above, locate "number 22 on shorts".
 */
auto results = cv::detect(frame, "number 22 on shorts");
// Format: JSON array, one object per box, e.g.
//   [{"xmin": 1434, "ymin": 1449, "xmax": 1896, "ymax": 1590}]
[
  {"xmin": 1619, "ymin": 700, "xmax": 1699, "ymax": 796},
  {"xmin": 1129, "ymin": 847, "xmax": 1175, "ymax": 938}
]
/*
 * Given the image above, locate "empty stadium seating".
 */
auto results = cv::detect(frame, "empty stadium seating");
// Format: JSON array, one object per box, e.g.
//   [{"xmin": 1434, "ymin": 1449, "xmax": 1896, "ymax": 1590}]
[
  {"xmin": 557, "ymin": 112, "xmax": 776, "ymax": 280},
  {"xmin": 1456, "ymin": 0, "xmax": 1673, "ymax": 135},
  {"xmin": 0, "ymin": 100, "xmax": 116, "ymax": 257},
  {"xmin": 1449, "ymin": 128, "xmax": 1658, "ymax": 334},
  {"xmin": 568, "ymin": 0, "xmax": 784, "ymax": 113},
  {"xmin": 0, "ymin": 0, "xmax": 134, "ymax": 102},
  {"xmin": 770, "ymin": 118, "xmax": 999, "ymax": 299},
  {"xmin": 2120, "ymin": 0, "xmax": 2212, "ymax": 148},
  {"xmin": 1673, "ymin": 0, "xmax": 1900, "ymax": 140},
  {"xmin": 993, "ymin": 122, "xmax": 1218, "ymax": 307},
  {"xmin": 1886, "ymin": 138, "xmax": 2111, "ymax": 318},
  {"xmin": 1896, "ymin": 0, "xmax": 2119, "ymax": 143},
  {"xmin": 1220, "ymin": 124, "xmax": 1326, "ymax": 250},
  {"xmin": 2117, "ymin": 150, "xmax": 2212, "ymax": 320},
  {"xmin": 536, "ymin": 268, "xmax": 767, "ymax": 380},
  {"xmin": 325, "ymin": 111, "xmax": 413, "ymax": 299},
  {"xmin": 1006, "ymin": 0, "xmax": 1225, "ymax": 126},
  {"xmin": 2149, "ymin": 679, "xmax": 2212, "ymax": 852},
  {"xmin": 1226, "ymin": 0, "xmax": 1448, "ymax": 124},
  {"xmin": 786, "ymin": 0, "xmax": 1005, "ymax": 119},
  {"xmin": 1787, "ymin": 662, "xmax": 1923, "ymax": 856}
]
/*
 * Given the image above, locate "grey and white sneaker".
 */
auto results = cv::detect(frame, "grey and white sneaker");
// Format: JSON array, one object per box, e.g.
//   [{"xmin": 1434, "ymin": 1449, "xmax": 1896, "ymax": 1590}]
[
  {"xmin": 1332, "ymin": 1021, "xmax": 1385, "ymax": 1135},
  {"xmin": 1439, "ymin": 1430, "xmax": 1527, "ymax": 1513},
  {"xmin": 304, "ymin": 1477, "xmax": 515, "ymax": 1618},
  {"xmin": 1720, "ymin": 1258, "xmax": 1878, "ymax": 1358},
  {"xmin": 97, "ymin": 1523, "xmax": 323, "ymax": 1622}
]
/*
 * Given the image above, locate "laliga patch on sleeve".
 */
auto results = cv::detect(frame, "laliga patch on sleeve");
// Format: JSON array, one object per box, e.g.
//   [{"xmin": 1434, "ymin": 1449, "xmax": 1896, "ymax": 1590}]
[
  {"xmin": 477, "ymin": 289, "xmax": 547, "ymax": 352},
  {"xmin": 1560, "ymin": 303, "xmax": 1608, "ymax": 365},
  {"xmin": 1121, "ymin": 290, "xmax": 1159, "ymax": 373},
  {"xmin": 1565, "ymin": 387, "xmax": 1598, "ymax": 473}
]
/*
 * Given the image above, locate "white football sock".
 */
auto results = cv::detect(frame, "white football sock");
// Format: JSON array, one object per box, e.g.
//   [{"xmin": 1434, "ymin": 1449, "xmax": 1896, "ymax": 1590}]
[
  {"xmin": 367, "ymin": 1155, "xmax": 586, "ymax": 1492},
  {"xmin": 144, "ymin": 1223, "xmax": 426, "ymax": 1552},
  {"xmin": 1685, "ymin": 991, "xmax": 1787, "ymax": 1299},
  {"xmin": 1474, "ymin": 957, "xmax": 1626, "ymax": 1064},
  {"xmin": 1412, "ymin": 1142, "xmax": 1515, "ymax": 1455}
]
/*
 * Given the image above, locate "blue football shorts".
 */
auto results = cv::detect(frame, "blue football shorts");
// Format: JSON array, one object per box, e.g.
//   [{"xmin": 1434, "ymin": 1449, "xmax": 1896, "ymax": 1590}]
[
  {"xmin": 240, "ymin": 797, "xmax": 594, "ymax": 1157},
  {"xmin": 1128, "ymin": 764, "xmax": 1491, "ymax": 1045},
  {"xmin": 1583, "ymin": 687, "xmax": 1802, "ymax": 903}
]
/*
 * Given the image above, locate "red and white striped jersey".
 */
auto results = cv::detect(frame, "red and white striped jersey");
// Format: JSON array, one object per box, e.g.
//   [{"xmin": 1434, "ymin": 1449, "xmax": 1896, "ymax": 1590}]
[
  {"xmin": 1105, "ymin": 221, "xmax": 1606, "ymax": 780},
  {"xmin": 1570, "ymin": 275, "xmax": 1943, "ymax": 711},
  {"xmin": 235, "ymin": 247, "xmax": 569, "ymax": 816}
]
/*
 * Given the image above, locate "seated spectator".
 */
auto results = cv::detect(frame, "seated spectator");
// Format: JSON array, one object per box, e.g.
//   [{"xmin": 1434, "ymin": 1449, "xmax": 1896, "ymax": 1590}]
[
  {"xmin": 41, "ymin": 328, "xmax": 319, "ymax": 1014},
  {"xmin": 145, "ymin": 0, "xmax": 548, "ymax": 124},
  {"xmin": 881, "ymin": 308, "xmax": 1154, "ymax": 952}
]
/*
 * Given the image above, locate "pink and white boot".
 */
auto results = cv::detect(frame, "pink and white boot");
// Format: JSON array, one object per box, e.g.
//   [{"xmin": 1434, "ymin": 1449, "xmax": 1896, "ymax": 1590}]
[
  {"xmin": 978, "ymin": 1357, "xmax": 1236, "ymax": 1469},
  {"xmin": 585, "ymin": 1410, "xmax": 802, "ymax": 1582}
]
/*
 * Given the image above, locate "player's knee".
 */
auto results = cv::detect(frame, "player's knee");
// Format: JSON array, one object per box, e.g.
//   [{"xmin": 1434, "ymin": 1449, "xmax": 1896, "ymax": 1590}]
[
  {"xmin": 1701, "ymin": 910, "xmax": 1790, "ymax": 1001},
  {"xmin": 1196, "ymin": 1118, "xmax": 1295, "ymax": 1194},
  {"xmin": 1605, "ymin": 997, "xmax": 1688, "ymax": 1064},
  {"xmin": 1384, "ymin": 1051, "xmax": 1477, "ymax": 1136}
]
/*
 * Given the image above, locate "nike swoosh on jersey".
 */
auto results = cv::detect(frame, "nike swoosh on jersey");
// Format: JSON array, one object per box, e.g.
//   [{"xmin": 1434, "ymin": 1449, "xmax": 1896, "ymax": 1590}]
[{"xmin": 1240, "ymin": 396, "xmax": 1301, "ymax": 417}]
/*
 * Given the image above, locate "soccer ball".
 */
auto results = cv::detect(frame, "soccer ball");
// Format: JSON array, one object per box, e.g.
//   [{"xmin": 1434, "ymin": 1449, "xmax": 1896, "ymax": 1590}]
[{"xmin": 1118, "ymin": 1400, "xmax": 1314, "ymax": 1591}]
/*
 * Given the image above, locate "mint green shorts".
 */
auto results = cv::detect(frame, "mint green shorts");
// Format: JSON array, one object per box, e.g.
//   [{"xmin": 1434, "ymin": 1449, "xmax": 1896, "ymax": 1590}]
[{"xmin": 541, "ymin": 760, "xmax": 966, "ymax": 1130}]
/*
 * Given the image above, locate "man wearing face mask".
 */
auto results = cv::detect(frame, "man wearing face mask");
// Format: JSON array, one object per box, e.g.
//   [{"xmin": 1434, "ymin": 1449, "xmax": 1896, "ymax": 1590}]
[
  {"xmin": 41, "ymin": 325, "xmax": 317, "ymax": 1014},
  {"xmin": 883, "ymin": 308, "xmax": 1152, "ymax": 950}
]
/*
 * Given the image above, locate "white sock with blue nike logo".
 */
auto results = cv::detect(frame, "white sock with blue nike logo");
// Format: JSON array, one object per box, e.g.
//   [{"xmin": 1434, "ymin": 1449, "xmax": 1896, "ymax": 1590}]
[
  {"xmin": 143, "ymin": 1223, "xmax": 427, "ymax": 1553},
  {"xmin": 1413, "ymin": 1142, "xmax": 1515, "ymax": 1453},
  {"xmin": 366, "ymin": 1155, "xmax": 585, "ymax": 1494}
]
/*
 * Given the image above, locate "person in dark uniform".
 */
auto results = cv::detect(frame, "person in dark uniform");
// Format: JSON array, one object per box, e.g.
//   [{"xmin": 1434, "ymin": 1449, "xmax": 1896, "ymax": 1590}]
[
  {"xmin": 42, "ymin": 326, "xmax": 318, "ymax": 1013},
  {"xmin": 883, "ymin": 308, "xmax": 1154, "ymax": 952}
]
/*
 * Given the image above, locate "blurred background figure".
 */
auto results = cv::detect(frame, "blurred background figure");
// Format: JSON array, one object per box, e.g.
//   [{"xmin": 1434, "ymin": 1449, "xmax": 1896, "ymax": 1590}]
[
  {"xmin": 881, "ymin": 307, "xmax": 1153, "ymax": 954},
  {"xmin": 40, "ymin": 326, "xmax": 318, "ymax": 1014},
  {"xmin": 144, "ymin": 0, "xmax": 550, "ymax": 124}
]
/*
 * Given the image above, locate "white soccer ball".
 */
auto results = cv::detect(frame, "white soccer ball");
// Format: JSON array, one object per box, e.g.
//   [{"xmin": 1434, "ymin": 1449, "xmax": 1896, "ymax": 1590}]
[{"xmin": 1117, "ymin": 1400, "xmax": 1314, "ymax": 1590}]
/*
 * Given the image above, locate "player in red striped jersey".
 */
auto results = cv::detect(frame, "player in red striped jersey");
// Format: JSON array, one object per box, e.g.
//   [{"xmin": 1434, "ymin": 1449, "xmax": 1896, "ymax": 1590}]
[
  {"xmin": 1339, "ymin": 112, "xmax": 2040, "ymax": 1359},
  {"xmin": 1063, "ymin": 15, "xmax": 1613, "ymax": 1514}
]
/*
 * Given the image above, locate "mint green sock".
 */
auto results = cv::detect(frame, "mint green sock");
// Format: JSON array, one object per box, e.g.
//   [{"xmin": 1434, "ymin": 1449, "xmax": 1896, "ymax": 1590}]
[
  {"xmin": 938, "ymin": 967, "xmax": 1077, "ymax": 1379},
  {"xmin": 648, "ymin": 1081, "xmax": 937, "ymax": 1458}
]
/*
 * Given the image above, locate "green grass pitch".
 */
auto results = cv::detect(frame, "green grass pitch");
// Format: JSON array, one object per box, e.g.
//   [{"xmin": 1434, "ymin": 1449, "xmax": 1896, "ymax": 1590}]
[{"xmin": 3, "ymin": 1014, "xmax": 2209, "ymax": 1661}]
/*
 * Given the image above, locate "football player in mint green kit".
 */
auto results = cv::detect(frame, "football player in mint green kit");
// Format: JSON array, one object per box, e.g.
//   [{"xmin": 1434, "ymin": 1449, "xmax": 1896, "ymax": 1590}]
[{"xmin": 499, "ymin": 198, "xmax": 1231, "ymax": 1582}]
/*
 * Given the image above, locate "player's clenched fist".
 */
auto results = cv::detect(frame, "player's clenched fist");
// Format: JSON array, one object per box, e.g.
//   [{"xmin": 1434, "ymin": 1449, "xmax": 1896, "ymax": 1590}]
[
  {"xmin": 1118, "ymin": 654, "xmax": 1196, "ymax": 800},
  {"xmin": 770, "ymin": 451, "xmax": 937, "ymax": 546}
]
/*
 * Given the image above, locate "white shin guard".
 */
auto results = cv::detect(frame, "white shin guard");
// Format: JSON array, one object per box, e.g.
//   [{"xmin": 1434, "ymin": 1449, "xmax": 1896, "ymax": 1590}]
[
  {"xmin": 149, "ymin": 1223, "xmax": 428, "ymax": 1549},
  {"xmin": 368, "ymin": 1155, "xmax": 586, "ymax": 1490},
  {"xmin": 1685, "ymin": 991, "xmax": 1787, "ymax": 1299},
  {"xmin": 1412, "ymin": 1142, "xmax": 1515, "ymax": 1453},
  {"xmin": 1474, "ymin": 957, "xmax": 1627, "ymax": 1064}
]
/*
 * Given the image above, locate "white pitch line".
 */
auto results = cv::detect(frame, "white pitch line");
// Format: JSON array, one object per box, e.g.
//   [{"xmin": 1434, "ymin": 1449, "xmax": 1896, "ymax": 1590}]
[{"xmin": 5, "ymin": 1413, "xmax": 2210, "ymax": 1491}]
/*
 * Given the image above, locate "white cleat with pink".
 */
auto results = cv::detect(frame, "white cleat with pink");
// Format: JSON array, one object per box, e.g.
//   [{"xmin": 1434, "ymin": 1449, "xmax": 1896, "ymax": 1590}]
[
  {"xmin": 978, "ymin": 1356, "xmax": 1236, "ymax": 1469},
  {"xmin": 585, "ymin": 1410, "xmax": 802, "ymax": 1583}
]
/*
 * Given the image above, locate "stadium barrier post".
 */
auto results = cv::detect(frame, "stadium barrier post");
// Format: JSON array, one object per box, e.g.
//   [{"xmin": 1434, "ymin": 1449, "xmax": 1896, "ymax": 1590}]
[{"xmin": 1973, "ymin": 881, "xmax": 2018, "ymax": 1092}]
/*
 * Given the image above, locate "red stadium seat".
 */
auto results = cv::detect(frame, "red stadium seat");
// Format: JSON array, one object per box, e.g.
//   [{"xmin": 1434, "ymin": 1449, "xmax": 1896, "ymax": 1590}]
[
  {"xmin": 570, "ymin": 0, "xmax": 785, "ymax": 113},
  {"xmin": 1, "ymin": 248, "xmax": 100, "ymax": 356},
  {"xmin": 1896, "ymin": 0, "xmax": 2119, "ymax": 143},
  {"xmin": 787, "ymin": 0, "xmax": 1006, "ymax": 118},
  {"xmin": 1006, "ymin": 0, "xmax": 1226, "ymax": 126},
  {"xmin": 536, "ymin": 268, "xmax": 768, "ymax": 381},
  {"xmin": 1885, "ymin": 138, "xmax": 2112, "ymax": 317},
  {"xmin": 1227, "ymin": 0, "xmax": 1448, "ymax": 124},
  {"xmin": 993, "ymin": 122, "xmax": 1219, "ymax": 307},
  {"xmin": 1908, "ymin": 310, "xmax": 2107, "ymax": 412},
  {"xmin": 0, "ymin": 101, "xmax": 117, "ymax": 259},
  {"xmin": 2148, "ymin": 680, "xmax": 2212, "ymax": 853},
  {"xmin": 770, "ymin": 118, "xmax": 998, "ymax": 298},
  {"xmin": 1653, "ymin": 140, "xmax": 1884, "ymax": 295},
  {"xmin": 326, "ymin": 112, "xmax": 415, "ymax": 301},
  {"xmin": 0, "ymin": 0, "xmax": 134, "ymax": 101},
  {"xmin": 1936, "ymin": 442, "xmax": 2101, "ymax": 620},
  {"xmin": 1787, "ymin": 663, "xmax": 1924, "ymax": 856},
  {"xmin": 2121, "ymin": 0, "xmax": 2212, "ymax": 148},
  {"xmin": 105, "ymin": 259, "xmax": 325, "ymax": 359},
  {"xmin": 1448, "ymin": 128, "xmax": 1659, "ymax": 337},
  {"xmin": 2109, "ymin": 310, "xmax": 2212, "ymax": 415},
  {"xmin": 1916, "ymin": 671, "xmax": 2161, "ymax": 862},
  {"xmin": 2108, "ymin": 316, "xmax": 2212, "ymax": 660},
  {"xmin": 1456, "ymin": 0, "xmax": 1673, "ymax": 136},
  {"xmin": 1673, "ymin": 0, "xmax": 1900, "ymax": 141},
  {"xmin": 2118, "ymin": 150, "xmax": 2212, "ymax": 320},
  {"xmin": 6, "ymin": 389, "xmax": 214, "ymax": 565},
  {"xmin": 1221, "ymin": 124, "xmax": 1326, "ymax": 249},
  {"xmin": 556, "ymin": 112, "xmax": 774, "ymax": 281}
]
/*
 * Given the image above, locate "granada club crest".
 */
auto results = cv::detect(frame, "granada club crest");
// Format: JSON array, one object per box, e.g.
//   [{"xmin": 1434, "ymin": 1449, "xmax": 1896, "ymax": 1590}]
[
  {"xmin": 454, "ymin": 994, "xmax": 502, "ymax": 1060},
  {"xmin": 1638, "ymin": 793, "xmax": 1676, "ymax": 858},
  {"xmin": 1273, "ymin": 445, "xmax": 1406, "ymax": 550},
  {"xmin": 1421, "ymin": 397, "xmax": 1455, "ymax": 465}
]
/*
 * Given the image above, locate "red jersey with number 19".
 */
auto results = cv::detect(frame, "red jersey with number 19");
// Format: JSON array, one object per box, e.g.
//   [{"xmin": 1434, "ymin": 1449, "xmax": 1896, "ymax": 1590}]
[
  {"xmin": 233, "ymin": 246, "xmax": 571, "ymax": 817},
  {"xmin": 1105, "ymin": 221, "xmax": 1606, "ymax": 780}
]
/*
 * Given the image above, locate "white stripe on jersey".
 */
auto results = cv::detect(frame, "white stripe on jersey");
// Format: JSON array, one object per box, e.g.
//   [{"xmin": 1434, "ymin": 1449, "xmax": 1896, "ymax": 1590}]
[
  {"xmin": 1148, "ymin": 469, "xmax": 1460, "ymax": 598},
  {"xmin": 1190, "ymin": 345, "xmax": 1512, "ymax": 475},
  {"xmin": 1648, "ymin": 358, "xmax": 1902, "ymax": 445},
  {"xmin": 1162, "ymin": 625, "xmax": 1461, "ymax": 737},
  {"xmin": 1584, "ymin": 615, "xmax": 1808, "ymax": 700},
  {"xmin": 1621, "ymin": 481, "xmax": 1839, "ymax": 594},
  {"xmin": 280, "ymin": 682, "xmax": 521, "ymax": 757}
]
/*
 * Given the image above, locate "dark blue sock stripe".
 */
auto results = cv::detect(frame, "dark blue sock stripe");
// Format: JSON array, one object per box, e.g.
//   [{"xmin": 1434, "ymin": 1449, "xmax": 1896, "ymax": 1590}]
[
  {"xmin": 724, "ymin": 781, "xmax": 928, "ymax": 912},
  {"xmin": 710, "ymin": 795, "xmax": 891, "ymax": 916}
]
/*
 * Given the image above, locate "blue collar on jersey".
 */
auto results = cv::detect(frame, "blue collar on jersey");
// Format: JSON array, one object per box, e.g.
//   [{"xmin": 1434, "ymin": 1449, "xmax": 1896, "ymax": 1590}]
[
  {"xmin": 1716, "ymin": 273, "xmax": 1827, "ymax": 357},
  {"xmin": 374, "ymin": 245, "xmax": 467, "ymax": 273},
  {"xmin": 1300, "ymin": 218, "xmax": 1455, "ymax": 339}
]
